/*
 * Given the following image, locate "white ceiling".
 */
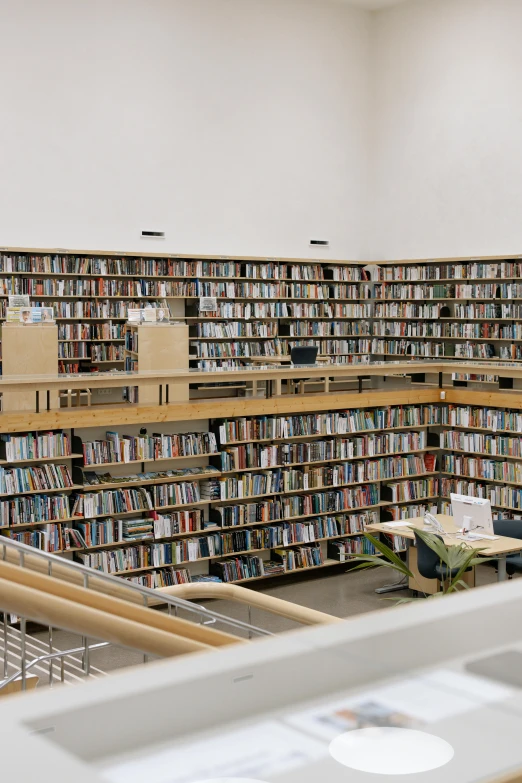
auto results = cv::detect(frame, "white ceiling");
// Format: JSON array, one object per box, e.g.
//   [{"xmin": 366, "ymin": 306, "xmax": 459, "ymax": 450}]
[{"xmin": 340, "ymin": 0, "xmax": 412, "ymax": 10}]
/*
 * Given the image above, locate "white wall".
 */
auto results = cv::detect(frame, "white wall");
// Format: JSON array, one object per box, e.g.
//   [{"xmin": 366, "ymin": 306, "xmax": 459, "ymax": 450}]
[
  {"xmin": 368, "ymin": 0, "xmax": 522, "ymax": 260},
  {"xmin": 0, "ymin": 0, "xmax": 370, "ymax": 259}
]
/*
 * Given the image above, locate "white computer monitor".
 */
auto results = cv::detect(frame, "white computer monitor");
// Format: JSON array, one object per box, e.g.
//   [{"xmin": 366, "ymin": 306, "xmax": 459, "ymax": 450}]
[{"xmin": 450, "ymin": 493, "xmax": 494, "ymax": 536}]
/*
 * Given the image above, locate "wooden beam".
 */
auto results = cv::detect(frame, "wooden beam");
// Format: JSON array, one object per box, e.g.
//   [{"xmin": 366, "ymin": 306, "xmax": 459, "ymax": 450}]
[{"xmin": 0, "ymin": 388, "xmax": 440, "ymax": 432}]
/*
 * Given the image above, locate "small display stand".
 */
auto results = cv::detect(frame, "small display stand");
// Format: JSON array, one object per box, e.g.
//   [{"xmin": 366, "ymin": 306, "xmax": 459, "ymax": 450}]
[
  {"xmin": 124, "ymin": 322, "xmax": 189, "ymax": 404},
  {"xmin": 2, "ymin": 323, "xmax": 59, "ymax": 411}
]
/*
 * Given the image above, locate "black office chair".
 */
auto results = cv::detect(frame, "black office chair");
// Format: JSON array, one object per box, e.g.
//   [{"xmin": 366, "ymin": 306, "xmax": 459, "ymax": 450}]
[
  {"xmin": 290, "ymin": 346, "xmax": 319, "ymax": 365},
  {"xmin": 290, "ymin": 345, "xmax": 319, "ymax": 394},
  {"xmin": 492, "ymin": 519, "xmax": 522, "ymax": 578},
  {"xmin": 414, "ymin": 531, "xmax": 471, "ymax": 585}
]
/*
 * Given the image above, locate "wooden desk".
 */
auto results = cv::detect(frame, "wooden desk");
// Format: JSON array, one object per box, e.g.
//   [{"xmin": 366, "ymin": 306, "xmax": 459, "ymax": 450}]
[{"xmin": 368, "ymin": 513, "xmax": 522, "ymax": 591}]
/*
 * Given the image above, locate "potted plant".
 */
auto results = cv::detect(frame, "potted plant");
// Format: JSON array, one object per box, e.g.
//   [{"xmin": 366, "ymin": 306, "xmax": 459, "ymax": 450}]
[{"xmin": 351, "ymin": 529, "xmax": 491, "ymax": 597}]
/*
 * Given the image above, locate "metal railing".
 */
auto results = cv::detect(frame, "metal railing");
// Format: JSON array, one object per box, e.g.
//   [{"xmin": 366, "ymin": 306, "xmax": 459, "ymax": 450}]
[{"xmin": 0, "ymin": 537, "xmax": 270, "ymax": 692}]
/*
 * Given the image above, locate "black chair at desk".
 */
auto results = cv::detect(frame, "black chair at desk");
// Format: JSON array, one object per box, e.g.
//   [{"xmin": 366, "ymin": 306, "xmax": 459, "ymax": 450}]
[
  {"xmin": 414, "ymin": 531, "xmax": 472, "ymax": 589},
  {"xmin": 492, "ymin": 519, "xmax": 522, "ymax": 578},
  {"xmin": 290, "ymin": 345, "xmax": 319, "ymax": 394}
]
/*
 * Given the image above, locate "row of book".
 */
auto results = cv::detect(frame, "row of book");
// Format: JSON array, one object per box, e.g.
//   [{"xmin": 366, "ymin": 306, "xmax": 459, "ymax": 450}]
[
  {"xmin": 125, "ymin": 330, "xmax": 139, "ymax": 352},
  {"xmin": 81, "ymin": 466, "xmax": 219, "ymax": 487},
  {"xmin": 329, "ymin": 536, "xmax": 377, "ymax": 560},
  {"xmin": 441, "ymin": 405, "xmax": 522, "ymax": 432},
  {"xmin": 384, "ymin": 478, "xmax": 439, "ymax": 503},
  {"xmin": 212, "ymin": 485, "xmax": 381, "ymax": 527},
  {"xmin": 212, "ymin": 456, "xmax": 431, "ymax": 500},
  {"xmin": 69, "ymin": 510, "xmax": 380, "ymax": 554},
  {"xmin": 194, "ymin": 322, "xmax": 279, "ymax": 338},
  {"xmin": 440, "ymin": 479, "xmax": 522, "ymax": 510},
  {"xmin": 0, "ymin": 278, "xmax": 198, "ymax": 298},
  {"xmin": 374, "ymin": 283, "xmax": 522, "ymax": 300},
  {"xmin": 220, "ymin": 431, "xmax": 429, "ymax": 472},
  {"xmin": 192, "ymin": 338, "xmax": 372, "ymax": 359},
  {"xmin": 126, "ymin": 568, "xmax": 192, "ymax": 588},
  {"xmin": 217, "ymin": 406, "xmax": 438, "ymax": 443},
  {"xmin": 386, "ymin": 502, "xmax": 439, "ymax": 520},
  {"xmin": 5, "ymin": 524, "xmax": 65, "ymax": 553},
  {"xmin": 190, "ymin": 302, "xmax": 372, "ymax": 319},
  {"xmin": 197, "ymin": 282, "xmax": 371, "ymax": 300},
  {"xmin": 272, "ymin": 545, "xmax": 323, "ymax": 571},
  {"xmin": 34, "ymin": 300, "xmax": 166, "ymax": 319},
  {"xmin": 374, "ymin": 302, "xmax": 522, "ymax": 320},
  {"xmin": 372, "ymin": 322, "xmax": 522, "ymax": 339},
  {"xmin": 70, "ymin": 487, "xmax": 153, "ymax": 517},
  {"xmin": 286, "ymin": 322, "xmax": 371, "ymax": 337},
  {"xmin": 0, "ymin": 494, "xmax": 72, "ymax": 526},
  {"xmin": 0, "ymin": 254, "xmax": 368, "ymax": 280},
  {"xmin": 440, "ymin": 429, "xmax": 522, "ymax": 457},
  {"xmin": 79, "ymin": 542, "xmax": 321, "ymax": 575},
  {"xmin": 58, "ymin": 323, "xmax": 124, "ymax": 340},
  {"xmin": 0, "ymin": 431, "xmax": 71, "ymax": 462},
  {"xmin": 376, "ymin": 262, "xmax": 522, "ymax": 281},
  {"xmin": 0, "ymin": 464, "xmax": 74, "ymax": 495},
  {"xmin": 371, "ymin": 339, "xmax": 505, "ymax": 359},
  {"xmin": 82, "ymin": 430, "xmax": 218, "ymax": 464},
  {"xmin": 76, "ymin": 511, "xmax": 207, "ymax": 547},
  {"xmin": 442, "ymin": 455, "xmax": 522, "ymax": 484},
  {"xmin": 58, "ymin": 343, "xmax": 124, "ymax": 360}
]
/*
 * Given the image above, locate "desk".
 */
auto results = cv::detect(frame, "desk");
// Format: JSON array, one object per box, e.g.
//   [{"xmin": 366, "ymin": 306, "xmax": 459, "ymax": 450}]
[{"xmin": 368, "ymin": 513, "xmax": 522, "ymax": 591}]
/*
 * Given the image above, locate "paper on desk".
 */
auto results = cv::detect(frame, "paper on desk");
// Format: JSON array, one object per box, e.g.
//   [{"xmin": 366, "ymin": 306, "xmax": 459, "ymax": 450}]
[
  {"xmin": 285, "ymin": 669, "xmax": 514, "ymax": 741},
  {"xmin": 382, "ymin": 521, "xmax": 414, "ymax": 528}
]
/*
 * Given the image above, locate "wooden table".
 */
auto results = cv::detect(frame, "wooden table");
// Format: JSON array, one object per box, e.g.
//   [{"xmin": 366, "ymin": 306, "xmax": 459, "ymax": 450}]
[{"xmin": 368, "ymin": 513, "xmax": 522, "ymax": 591}]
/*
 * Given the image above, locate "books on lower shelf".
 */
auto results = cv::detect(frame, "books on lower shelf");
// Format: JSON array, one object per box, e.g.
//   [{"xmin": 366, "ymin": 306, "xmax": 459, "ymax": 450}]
[
  {"xmin": 217, "ymin": 406, "xmax": 439, "ymax": 444},
  {"xmin": 210, "ymin": 485, "xmax": 381, "ymax": 527},
  {"xmin": 0, "ymin": 494, "xmax": 72, "ymax": 527},
  {"xmin": 220, "ymin": 431, "xmax": 430, "ymax": 472},
  {"xmin": 0, "ymin": 431, "xmax": 71, "ymax": 462},
  {"xmin": 0, "ymin": 464, "xmax": 74, "ymax": 495},
  {"xmin": 81, "ymin": 430, "xmax": 218, "ymax": 464}
]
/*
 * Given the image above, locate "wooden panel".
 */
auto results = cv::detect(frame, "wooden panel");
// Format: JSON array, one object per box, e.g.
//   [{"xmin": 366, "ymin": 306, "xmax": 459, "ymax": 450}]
[
  {"xmin": 2, "ymin": 324, "xmax": 59, "ymax": 412},
  {"xmin": 132, "ymin": 323, "xmax": 189, "ymax": 403}
]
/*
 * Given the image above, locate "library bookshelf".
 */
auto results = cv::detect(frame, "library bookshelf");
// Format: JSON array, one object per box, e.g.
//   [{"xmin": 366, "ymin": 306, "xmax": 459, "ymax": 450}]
[
  {"xmin": 4, "ymin": 248, "xmax": 522, "ymax": 379},
  {"xmin": 1, "ymin": 386, "xmax": 521, "ymax": 589}
]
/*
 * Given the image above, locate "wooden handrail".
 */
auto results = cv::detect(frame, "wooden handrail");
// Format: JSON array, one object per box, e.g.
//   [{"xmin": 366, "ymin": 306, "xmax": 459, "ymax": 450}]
[
  {"xmin": 0, "ymin": 561, "xmax": 242, "ymax": 648},
  {"xmin": 0, "ymin": 577, "xmax": 210, "ymax": 657},
  {"xmin": 0, "ymin": 359, "xmax": 522, "ymax": 392},
  {"xmin": 159, "ymin": 582, "xmax": 343, "ymax": 626}
]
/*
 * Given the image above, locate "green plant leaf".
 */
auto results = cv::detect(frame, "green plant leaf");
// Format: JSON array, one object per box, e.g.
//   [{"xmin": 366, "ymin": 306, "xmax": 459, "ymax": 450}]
[{"xmin": 363, "ymin": 533, "xmax": 411, "ymax": 571}]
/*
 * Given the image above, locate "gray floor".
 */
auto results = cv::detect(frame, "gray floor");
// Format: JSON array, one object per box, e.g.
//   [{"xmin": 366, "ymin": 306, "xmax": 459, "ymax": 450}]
[{"xmin": 31, "ymin": 562, "xmax": 505, "ymax": 680}]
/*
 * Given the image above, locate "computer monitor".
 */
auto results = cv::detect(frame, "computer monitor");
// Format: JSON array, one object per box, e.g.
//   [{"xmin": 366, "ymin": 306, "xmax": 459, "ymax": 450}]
[{"xmin": 450, "ymin": 493, "xmax": 494, "ymax": 536}]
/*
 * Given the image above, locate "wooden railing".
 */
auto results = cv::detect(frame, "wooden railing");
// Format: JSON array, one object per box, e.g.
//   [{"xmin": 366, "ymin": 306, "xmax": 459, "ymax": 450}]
[
  {"xmin": 0, "ymin": 561, "xmax": 242, "ymax": 656},
  {"xmin": 161, "ymin": 582, "xmax": 343, "ymax": 627}
]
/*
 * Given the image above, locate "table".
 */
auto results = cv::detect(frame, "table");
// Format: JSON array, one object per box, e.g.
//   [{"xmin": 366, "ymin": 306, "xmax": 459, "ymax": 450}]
[{"xmin": 367, "ymin": 513, "xmax": 522, "ymax": 591}]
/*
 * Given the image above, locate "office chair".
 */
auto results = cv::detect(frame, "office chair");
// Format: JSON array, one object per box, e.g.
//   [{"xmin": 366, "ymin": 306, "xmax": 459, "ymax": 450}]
[
  {"xmin": 492, "ymin": 519, "xmax": 522, "ymax": 578},
  {"xmin": 414, "ymin": 531, "xmax": 472, "ymax": 586},
  {"xmin": 290, "ymin": 345, "xmax": 319, "ymax": 394}
]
